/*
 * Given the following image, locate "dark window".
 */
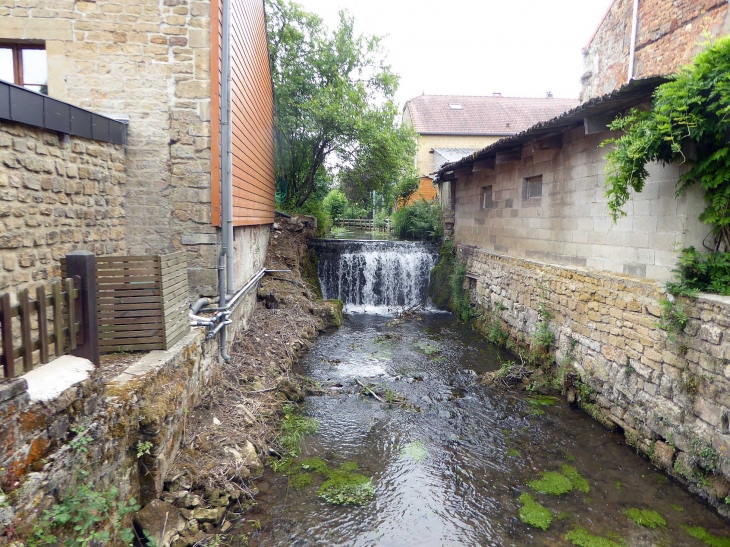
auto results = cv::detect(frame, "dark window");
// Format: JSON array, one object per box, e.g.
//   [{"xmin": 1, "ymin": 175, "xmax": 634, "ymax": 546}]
[
  {"xmin": 525, "ymin": 175, "xmax": 543, "ymax": 199},
  {"xmin": 0, "ymin": 43, "xmax": 47, "ymax": 94},
  {"xmin": 481, "ymin": 185, "xmax": 494, "ymax": 209}
]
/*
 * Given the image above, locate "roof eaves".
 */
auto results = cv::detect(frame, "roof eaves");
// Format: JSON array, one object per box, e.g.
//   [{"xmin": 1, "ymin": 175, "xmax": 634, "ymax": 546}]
[{"xmin": 433, "ymin": 77, "xmax": 666, "ymax": 178}]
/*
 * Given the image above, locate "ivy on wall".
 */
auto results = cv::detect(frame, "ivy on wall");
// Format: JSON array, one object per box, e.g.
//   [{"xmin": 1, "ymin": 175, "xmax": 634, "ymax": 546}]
[{"xmin": 601, "ymin": 37, "xmax": 730, "ymax": 295}]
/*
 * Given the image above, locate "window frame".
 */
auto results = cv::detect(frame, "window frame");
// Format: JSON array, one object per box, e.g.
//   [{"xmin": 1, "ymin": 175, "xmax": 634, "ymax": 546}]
[
  {"xmin": 481, "ymin": 185, "xmax": 494, "ymax": 209},
  {"xmin": 524, "ymin": 175, "xmax": 543, "ymax": 199},
  {"xmin": 0, "ymin": 42, "xmax": 46, "ymax": 90}
]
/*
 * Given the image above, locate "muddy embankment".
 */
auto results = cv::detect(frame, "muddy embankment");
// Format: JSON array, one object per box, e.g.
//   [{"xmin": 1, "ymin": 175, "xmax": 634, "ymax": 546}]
[{"xmin": 134, "ymin": 215, "xmax": 342, "ymax": 547}]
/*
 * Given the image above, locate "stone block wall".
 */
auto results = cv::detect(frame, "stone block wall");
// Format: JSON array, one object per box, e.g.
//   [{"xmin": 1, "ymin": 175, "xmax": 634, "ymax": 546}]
[
  {"xmin": 581, "ymin": 0, "xmax": 730, "ymax": 102},
  {"xmin": 0, "ymin": 0, "xmax": 223, "ymax": 295},
  {"xmin": 460, "ymin": 245, "xmax": 730, "ymax": 516},
  {"xmin": 0, "ymin": 121, "xmax": 127, "ymax": 299},
  {"xmin": 451, "ymin": 124, "xmax": 707, "ymax": 282}
]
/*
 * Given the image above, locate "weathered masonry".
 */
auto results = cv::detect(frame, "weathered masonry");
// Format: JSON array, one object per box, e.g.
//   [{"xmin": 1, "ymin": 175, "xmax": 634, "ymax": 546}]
[{"xmin": 434, "ymin": 80, "xmax": 730, "ymax": 516}]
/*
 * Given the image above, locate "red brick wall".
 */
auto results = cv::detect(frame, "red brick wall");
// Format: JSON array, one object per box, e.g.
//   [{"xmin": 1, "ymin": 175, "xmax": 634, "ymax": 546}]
[{"xmin": 580, "ymin": 0, "xmax": 730, "ymax": 101}]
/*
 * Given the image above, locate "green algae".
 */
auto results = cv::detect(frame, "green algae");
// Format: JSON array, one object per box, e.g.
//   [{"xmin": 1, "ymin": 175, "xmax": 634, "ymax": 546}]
[
  {"xmin": 561, "ymin": 465, "xmax": 590, "ymax": 493},
  {"xmin": 289, "ymin": 473, "xmax": 312, "ymax": 489},
  {"xmin": 300, "ymin": 457, "xmax": 330, "ymax": 475},
  {"xmin": 615, "ymin": 481, "xmax": 622, "ymax": 491},
  {"xmin": 565, "ymin": 528, "xmax": 626, "ymax": 547},
  {"xmin": 529, "ymin": 408, "xmax": 546, "ymax": 416},
  {"xmin": 339, "ymin": 461, "xmax": 359, "ymax": 473},
  {"xmin": 318, "ymin": 470, "xmax": 375, "ymax": 506},
  {"xmin": 507, "ymin": 448, "xmax": 521, "ymax": 458},
  {"xmin": 417, "ymin": 342, "xmax": 441, "ymax": 356},
  {"xmin": 683, "ymin": 525, "xmax": 730, "ymax": 547},
  {"xmin": 671, "ymin": 504, "xmax": 684, "ymax": 512},
  {"xmin": 401, "ymin": 440, "xmax": 428, "ymax": 463},
  {"xmin": 526, "ymin": 395, "xmax": 558, "ymax": 407},
  {"xmin": 518, "ymin": 493, "xmax": 552, "ymax": 530},
  {"xmin": 625, "ymin": 508, "xmax": 666, "ymax": 529},
  {"xmin": 529, "ymin": 471, "xmax": 574, "ymax": 496}
]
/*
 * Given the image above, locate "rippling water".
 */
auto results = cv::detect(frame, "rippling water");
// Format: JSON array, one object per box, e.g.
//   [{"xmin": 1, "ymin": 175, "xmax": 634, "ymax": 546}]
[{"xmin": 249, "ymin": 313, "xmax": 729, "ymax": 547}]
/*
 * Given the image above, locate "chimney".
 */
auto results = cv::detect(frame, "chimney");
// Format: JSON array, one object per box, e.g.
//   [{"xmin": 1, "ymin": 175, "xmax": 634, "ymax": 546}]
[
  {"xmin": 493, "ymin": 92, "xmax": 501, "ymax": 97},
  {"xmin": 546, "ymin": 91, "xmax": 553, "ymax": 98}
]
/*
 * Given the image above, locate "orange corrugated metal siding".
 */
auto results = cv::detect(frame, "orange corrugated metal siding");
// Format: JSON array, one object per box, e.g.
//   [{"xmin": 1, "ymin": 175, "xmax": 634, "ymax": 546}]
[{"xmin": 211, "ymin": 0, "xmax": 276, "ymax": 226}]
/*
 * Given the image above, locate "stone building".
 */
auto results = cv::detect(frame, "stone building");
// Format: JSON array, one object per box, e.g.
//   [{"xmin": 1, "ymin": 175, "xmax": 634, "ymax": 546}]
[
  {"xmin": 402, "ymin": 93, "xmax": 577, "ymax": 207},
  {"xmin": 0, "ymin": 0, "xmax": 275, "ymax": 300},
  {"xmin": 433, "ymin": 1, "xmax": 730, "ymax": 516}
]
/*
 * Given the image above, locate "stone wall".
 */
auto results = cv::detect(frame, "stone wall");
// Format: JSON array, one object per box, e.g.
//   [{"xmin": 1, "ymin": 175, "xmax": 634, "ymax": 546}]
[
  {"xmin": 0, "ymin": 0, "xmax": 221, "ymax": 295},
  {"xmin": 451, "ymin": 124, "xmax": 707, "ymax": 282},
  {"xmin": 581, "ymin": 0, "xmax": 730, "ymax": 101},
  {"xmin": 460, "ymin": 245, "xmax": 730, "ymax": 516},
  {"xmin": 0, "ymin": 121, "xmax": 127, "ymax": 299}
]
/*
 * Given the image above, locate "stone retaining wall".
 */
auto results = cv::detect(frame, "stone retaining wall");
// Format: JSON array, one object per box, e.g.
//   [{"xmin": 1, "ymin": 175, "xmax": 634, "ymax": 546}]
[
  {"xmin": 459, "ymin": 245, "xmax": 730, "ymax": 517},
  {"xmin": 0, "ymin": 121, "xmax": 127, "ymax": 299}
]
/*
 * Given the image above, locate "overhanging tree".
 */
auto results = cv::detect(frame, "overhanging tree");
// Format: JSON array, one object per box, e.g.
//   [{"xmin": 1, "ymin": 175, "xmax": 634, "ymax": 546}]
[{"xmin": 267, "ymin": 0, "xmax": 413, "ymax": 209}]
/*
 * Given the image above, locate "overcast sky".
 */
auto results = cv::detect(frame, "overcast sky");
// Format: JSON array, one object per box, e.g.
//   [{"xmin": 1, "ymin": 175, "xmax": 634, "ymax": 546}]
[{"xmin": 293, "ymin": 0, "xmax": 615, "ymax": 108}]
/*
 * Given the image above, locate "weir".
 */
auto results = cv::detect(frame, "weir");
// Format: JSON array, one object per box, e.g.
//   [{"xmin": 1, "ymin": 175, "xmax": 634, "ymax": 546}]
[{"xmin": 312, "ymin": 239, "xmax": 438, "ymax": 312}]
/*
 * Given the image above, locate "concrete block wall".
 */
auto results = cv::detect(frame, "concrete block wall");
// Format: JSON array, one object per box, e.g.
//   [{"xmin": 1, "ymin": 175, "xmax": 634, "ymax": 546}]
[
  {"xmin": 461, "ymin": 245, "xmax": 730, "ymax": 516},
  {"xmin": 452, "ymin": 124, "xmax": 707, "ymax": 282},
  {"xmin": 581, "ymin": 0, "xmax": 730, "ymax": 102},
  {"xmin": 0, "ymin": 121, "xmax": 127, "ymax": 299}
]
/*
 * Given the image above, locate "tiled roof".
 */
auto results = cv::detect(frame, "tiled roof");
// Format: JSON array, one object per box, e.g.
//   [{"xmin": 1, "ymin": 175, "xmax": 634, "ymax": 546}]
[
  {"xmin": 433, "ymin": 148, "xmax": 477, "ymax": 170},
  {"xmin": 405, "ymin": 94, "xmax": 579, "ymax": 136}
]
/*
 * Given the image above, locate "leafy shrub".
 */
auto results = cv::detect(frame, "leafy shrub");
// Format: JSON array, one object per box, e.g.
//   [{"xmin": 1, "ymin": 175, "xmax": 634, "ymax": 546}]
[
  {"xmin": 392, "ymin": 199, "xmax": 442, "ymax": 241},
  {"xmin": 665, "ymin": 247, "xmax": 730, "ymax": 296},
  {"xmin": 322, "ymin": 189, "xmax": 349, "ymax": 221}
]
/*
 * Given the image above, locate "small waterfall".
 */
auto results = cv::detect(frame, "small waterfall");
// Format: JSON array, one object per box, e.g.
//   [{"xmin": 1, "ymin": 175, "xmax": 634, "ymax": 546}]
[{"xmin": 313, "ymin": 239, "xmax": 438, "ymax": 313}]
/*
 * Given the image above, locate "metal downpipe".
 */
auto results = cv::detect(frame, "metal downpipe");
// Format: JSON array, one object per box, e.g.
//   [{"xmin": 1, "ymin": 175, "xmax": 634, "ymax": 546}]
[{"xmin": 218, "ymin": 0, "xmax": 233, "ymax": 362}]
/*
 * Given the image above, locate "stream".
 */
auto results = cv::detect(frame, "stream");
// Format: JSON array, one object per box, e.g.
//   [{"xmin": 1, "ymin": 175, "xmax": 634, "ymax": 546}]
[{"xmin": 242, "ymin": 239, "xmax": 729, "ymax": 547}]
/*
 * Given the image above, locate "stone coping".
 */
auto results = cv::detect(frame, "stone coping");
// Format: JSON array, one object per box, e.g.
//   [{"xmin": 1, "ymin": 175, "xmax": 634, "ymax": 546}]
[{"xmin": 20, "ymin": 355, "xmax": 95, "ymax": 403}]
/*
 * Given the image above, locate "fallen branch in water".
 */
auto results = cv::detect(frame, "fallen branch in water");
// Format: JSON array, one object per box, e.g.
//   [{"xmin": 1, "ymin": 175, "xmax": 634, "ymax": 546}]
[{"xmin": 355, "ymin": 378, "xmax": 385, "ymax": 403}]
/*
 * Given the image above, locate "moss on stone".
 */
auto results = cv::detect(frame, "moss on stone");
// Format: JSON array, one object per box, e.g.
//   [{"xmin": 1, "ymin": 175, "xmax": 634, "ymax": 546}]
[
  {"xmin": 518, "ymin": 493, "xmax": 552, "ymax": 530},
  {"xmin": 561, "ymin": 465, "xmax": 590, "ymax": 493},
  {"xmin": 300, "ymin": 457, "xmax": 329, "ymax": 475},
  {"xmin": 529, "ymin": 471, "xmax": 574, "ymax": 496},
  {"xmin": 317, "ymin": 470, "xmax": 375, "ymax": 506},
  {"xmin": 682, "ymin": 525, "xmax": 730, "ymax": 547},
  {"xmin": 289, "ymin": 473, "xmax": 313, "ymax": 489},
  {"xmin": 565, "ymin": 528, "xmax": 625, "ymax": 547},
  {"xmin": 625, "ymin": 508, "xmax": 666, "ymax": 529}
]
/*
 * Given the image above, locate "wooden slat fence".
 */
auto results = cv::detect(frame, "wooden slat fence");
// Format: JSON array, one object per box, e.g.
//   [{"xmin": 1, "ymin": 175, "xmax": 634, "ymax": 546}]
[
  {"xmin": 62, "ymin": 252, "xmax": 190, "ymax": 352},
  {"xmin": 334, "ymin": 219, "xmax": 392, "ymax": 231},
  {"xmin": 0, "ymin": 277, "xmax": 82, "ymax": 378}
]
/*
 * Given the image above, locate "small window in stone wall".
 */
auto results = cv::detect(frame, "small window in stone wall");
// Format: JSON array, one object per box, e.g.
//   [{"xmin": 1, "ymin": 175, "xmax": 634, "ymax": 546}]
[
  {"xmin": 0, "ymin": 42, "xmax": 47, "ymax": 94},
  {"xmin": 524, "ymin": 175, "xmax": 543, "ymax": 199},
  {"xmin": 481, "ymin": 186, "xmax": 494, "ymax": 209}
]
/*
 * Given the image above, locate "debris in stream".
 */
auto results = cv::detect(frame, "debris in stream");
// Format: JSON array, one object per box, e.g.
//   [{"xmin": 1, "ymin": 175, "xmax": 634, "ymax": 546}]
[
  {"xmin": 682, "ymin": 525, "xmax": 730, "ymax": 547},
  {"xmin": 481, "ymin": 358, "xmax": 533, "ymax": 387},
  {"xmin": 565, "ymin": 527, "xmax": 626, "ymax": 547},
  {"xmin": 355, "ymin": 378, "xmax": 421, "ymax": 411},
  {"xmin": 518, "ymin": 492, "xmax": 552, "ymax": 530},
  {"xmin": 625, "ymin": 507, "xmax": 666, "ymax": 529}
]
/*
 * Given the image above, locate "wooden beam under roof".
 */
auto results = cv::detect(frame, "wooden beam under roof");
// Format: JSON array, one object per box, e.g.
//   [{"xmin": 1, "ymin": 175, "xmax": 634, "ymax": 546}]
[
  {"xmin": 495, "ymin": 148, "xmax": 522, "ymax": 165},
  {"xmin": 454, "ymin": 167, "xmax": 473, "ymax": 178},
  {"xmin": 533, "ymin": 134, "xmax": 563, "ymax": 150},
  {"xmin": 472, "ymin": 158, "xmax": 495, "ymax": 172},
  {"xmin": 584, "ymin": 113, "xmax": 616, "ymax": 135}
]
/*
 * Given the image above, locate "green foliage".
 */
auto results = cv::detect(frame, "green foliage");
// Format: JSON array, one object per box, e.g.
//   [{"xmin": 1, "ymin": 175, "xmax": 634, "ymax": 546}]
[
  {"xmin": 69, "ymin": 424, "xmax": 92, "ymax": 454},
  {"xmin": 518, "ymin": 493, "xmax": 552, "ymax": 530},
  {"xmin": 272, "ymin": 405, "xmax": 320, "ymax": 471},
  {"xmin": 657, "ymin": 298, "xmax": 688, "ymax": 336},
  {"xmin": 665, "ymin": 247, "xmax": 730, "ymax": 296},
  {"xmin": 565, "ymin": 528, "xmax": 625, "ymax": 547},
  {"xmin": 267, "ymin": 0, "xmax": 413, "ymax": 209},
  {"xmin": 392, "ymin": 199, "xmax": 443, "ymax": 241},
  {"xmin": 136, "ymin": 440, "xmax": 153, "ymax": 459},
  {"xmin": 682, "ymin": 525, "xmax": 730, "ymax": 547},
  {"xmin": 322, "ymin": 189, "xmax": 348, "ymax": 221},
  {"xmin": 601, "ymin": 37, "xmax": 730, "ymax": 293},
  {"xmin": 317, "ymin": 471, "xmax": 375, "ymax": 506},
  {"xmin": 28, "ymin": 482, "xmax": 139, "ymax": 547},
  {"xmin": 395, "ymin": 175, "xmax": 420, "ymax": 204},
  {"xmin": 429, "ymin": 240, "xmax": 474, "ymax": 322},
  {"xmin": 625, "ymin": 508, "xmax": 666, "ymax": 529},
  {"xmin": 300, "ymin": 457, "xmax": 329, "ymax": 474}
]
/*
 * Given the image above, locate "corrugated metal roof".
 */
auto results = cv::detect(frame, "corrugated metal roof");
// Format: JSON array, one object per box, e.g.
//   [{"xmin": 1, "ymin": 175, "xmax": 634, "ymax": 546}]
[
  {"xmin": 433, "ymin": 148, "xmax": 478, "ymax": 170},
  {"xmin": 405, "ymin": 94, "xmax": 579, "ymax": 136},
  {"xmin": 434, "ymin": 77, "xmax": 666, "ymax": 178}
]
